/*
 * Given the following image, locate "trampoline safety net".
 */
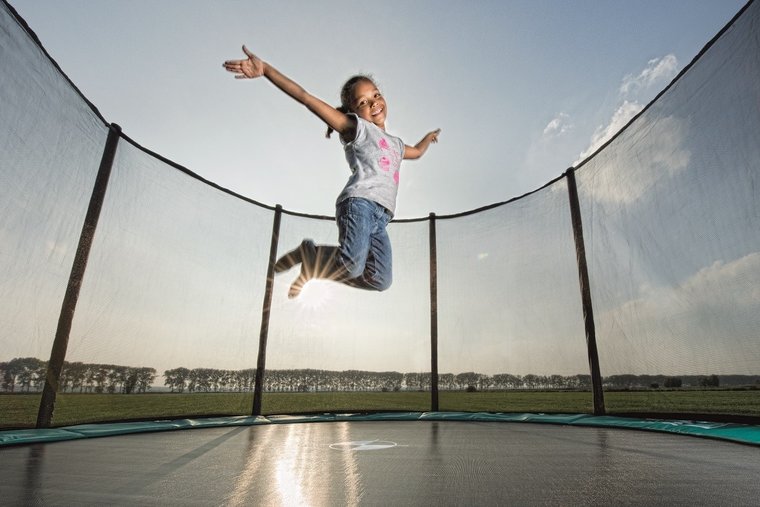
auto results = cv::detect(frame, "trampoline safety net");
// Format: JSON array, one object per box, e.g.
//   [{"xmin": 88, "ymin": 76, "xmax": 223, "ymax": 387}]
[{"xmin": 1, "ymin": 0, "xmax": 759, "ymax": 429}]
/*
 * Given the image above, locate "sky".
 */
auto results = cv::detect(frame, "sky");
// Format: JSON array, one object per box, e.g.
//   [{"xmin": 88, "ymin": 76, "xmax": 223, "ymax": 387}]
[
  {"xmin": 3, "ymin": 0, "xmax": 758, "ymax": 382},
  {"xmin": 10, "ymin": 0, "xmax": 748, "ymax": 219}
]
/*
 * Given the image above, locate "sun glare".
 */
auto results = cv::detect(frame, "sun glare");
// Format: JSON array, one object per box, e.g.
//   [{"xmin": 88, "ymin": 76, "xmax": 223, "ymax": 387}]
[{"xmin": 296, "ymin": 279, "xmax": 335, "ymax": 311}]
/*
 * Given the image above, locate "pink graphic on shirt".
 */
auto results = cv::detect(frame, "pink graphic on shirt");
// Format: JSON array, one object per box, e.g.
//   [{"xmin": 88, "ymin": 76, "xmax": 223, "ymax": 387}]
[{"xmin": 378, "ymin": 137, "xmax": 401, "ymax": 185}]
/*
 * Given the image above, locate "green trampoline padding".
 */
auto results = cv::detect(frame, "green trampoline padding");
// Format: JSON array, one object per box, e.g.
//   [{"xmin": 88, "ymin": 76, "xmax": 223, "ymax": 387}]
[{"xmin": 2, "ymin": 412, "xmax": 759, "ymax": 447}]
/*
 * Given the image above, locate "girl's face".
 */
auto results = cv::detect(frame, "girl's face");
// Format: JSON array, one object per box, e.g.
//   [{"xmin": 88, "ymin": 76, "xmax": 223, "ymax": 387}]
[{"xmin": 350, "ymin": 80, "xmax": 387, "ymax": 130}]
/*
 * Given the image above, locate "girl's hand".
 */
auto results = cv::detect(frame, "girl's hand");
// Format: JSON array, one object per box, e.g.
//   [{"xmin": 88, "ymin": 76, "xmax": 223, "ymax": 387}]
[
  {"xmin": 223, "ymin": 45, "xmax": 265, "ymax": 79},
  {"xmin": 404, "ymin": 128, "xmax": 441, "ymax": 160},
  {"xmin": 426, "ymin": 129, "xmax": 441, "ymax": 144}
]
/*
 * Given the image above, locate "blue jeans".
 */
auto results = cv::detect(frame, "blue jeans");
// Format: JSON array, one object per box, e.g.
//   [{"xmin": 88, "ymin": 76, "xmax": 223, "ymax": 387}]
[{"xmin": 336, "ymin": 197, "xmax": 393, "ymax": 291}]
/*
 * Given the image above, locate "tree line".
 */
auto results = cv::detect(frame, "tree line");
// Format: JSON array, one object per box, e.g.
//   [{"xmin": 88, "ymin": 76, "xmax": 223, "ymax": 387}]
[
  {"xmin": 159, "ymin": 368, "xmax": 596, "ymax": 393},
  {"xmin": 4, "ymin": 357, "xmax": 757, "ymax": 394},
  {"xmin": 1, "ymin": 357, "xmax": 155, "ymax": 394},
  {"xmin": 602, "ymin": 374, "xmax": 753, "ymax": 389}
]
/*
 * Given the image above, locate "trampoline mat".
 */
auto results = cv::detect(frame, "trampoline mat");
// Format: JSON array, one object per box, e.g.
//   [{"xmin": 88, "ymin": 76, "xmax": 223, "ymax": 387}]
[{"xmin": 2, "ymin": 420, "xmax": 760, "ymax": 506}]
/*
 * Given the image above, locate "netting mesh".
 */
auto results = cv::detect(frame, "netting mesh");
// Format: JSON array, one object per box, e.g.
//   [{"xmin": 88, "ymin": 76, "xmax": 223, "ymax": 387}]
[
  {"xmin": 576, "ymin": 1, "xmax": 760, "ymax": 410},
  {"xmin": 59, "ymin": 140, "xmax": 276, "ymax": 416},
  {"xmin": 1, "ymin": 0, "xmax": 759, "ymax": 427},
  {"xmin": 436, "ymin": 183, "xmax": 588, "ymax": 381},
  {"xmin": 0, "ymin": 3, "xmax": 108, "ymax": 363},
  {"xmin": 265, "ymin": 215, "xmax": 432, "ymax": 412}
]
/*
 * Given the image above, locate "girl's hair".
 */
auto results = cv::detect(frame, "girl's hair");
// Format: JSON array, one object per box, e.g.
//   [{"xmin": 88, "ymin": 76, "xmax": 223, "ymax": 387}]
[{"xmin": 326, "ymin": 74, "xmax": 376, "ymax": 138}]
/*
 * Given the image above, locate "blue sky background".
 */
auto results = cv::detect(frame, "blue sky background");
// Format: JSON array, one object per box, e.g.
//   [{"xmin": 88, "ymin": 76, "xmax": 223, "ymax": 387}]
[
  {"xmin": 12, "ymin": 0, "xmax": 747, "ymax": 218},
  {"xmin": 4, "ymin": 0, "xmax": 760, "ymax": 382}
]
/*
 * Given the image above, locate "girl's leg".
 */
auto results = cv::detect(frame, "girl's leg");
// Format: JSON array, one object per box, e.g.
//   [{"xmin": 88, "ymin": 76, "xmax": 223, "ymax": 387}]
[
  {"xmin": 336, "ymin": 198, "xmax": 392, "ymax": 291},
  {"xmin": 342, "ymin": 222, "xmax": 392, "ymax": 291},
  {"xmin": 286, "ymin": 198, "xmax": 392, "ymax": 297},
  {"xmin": 286, "ymin": 244, "xmax": 341, "ymax": 298},
  {"xmin": 274, "ymin": 239, "xmax": 316, "ymax": 274}
]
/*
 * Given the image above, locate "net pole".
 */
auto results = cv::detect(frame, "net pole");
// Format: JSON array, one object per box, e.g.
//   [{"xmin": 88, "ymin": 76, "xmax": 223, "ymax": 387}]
[
  {"xmin": 36, "ymin": 123, "xmax": 122, "ymax": 428},
  {"xmin": 252, "ymin": 204, "xmax": 282, "ymax": 416},
  {"xmin": 429, "ymin": 213, "xmax": 439, "ymax": 411},
  {"xmin": 565, "ymin": 168, "xmax": 606, "ymax": 415}
]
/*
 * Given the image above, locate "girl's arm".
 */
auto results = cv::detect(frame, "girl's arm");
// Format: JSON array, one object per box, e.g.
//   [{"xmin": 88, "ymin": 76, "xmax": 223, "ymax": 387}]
[
  {"xmin": 223, "ymin": 45, "xmax": 356, "ymax": 139},
  {"xmin": 404, "ymin": 129, "xmax": 441, "ymax": 160}
]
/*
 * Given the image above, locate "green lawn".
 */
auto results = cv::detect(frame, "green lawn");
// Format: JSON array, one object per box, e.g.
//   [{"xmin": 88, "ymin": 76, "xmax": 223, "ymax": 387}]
[
  {"xmin": 604, "ymin": 389, "xmax": 760, "ymax": 415},
  {"xmin": 1, "ymin": 389, "xmax": 758, "ymax": 429}
]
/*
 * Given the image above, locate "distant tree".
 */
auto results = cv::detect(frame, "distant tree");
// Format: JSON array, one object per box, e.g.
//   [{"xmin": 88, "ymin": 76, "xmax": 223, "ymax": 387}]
[
  {"xmin": 2, "ymin": 358, "xmax": 46, "ymax": 392},
  {"xmin": 404, "ymin": 372, "xmax": 426, "ymax": 391},
  {"xmin": 492, "ymin": 373, "xmax": 521, "ymax": 389},
  {"xmin": 92, "ymin": 367, "xmax": 108, "ymax": 393},
  {"xmin": 549, "ymin": 375, "xmax": 567, "ymax": 389},
  {"xmin": 106, "ymin": 367, "xmax": 120, "ymax": 393},
  {"xmin": 664, "ymin": 377, "xmax": 682, "ymax": 388},
  {"xmin": 438, "ymin": 373, "xmax": 455, "ymax": 390},
  {"xmin": 0, "ymin": 362, "xmax": 7, "ymax": 392},
  {"xmin": 456, "ymin": 372, "xmax": 482, "ymax": 390},
  {"xmin": 571, "ymin": 375, "xmax": 592, "ymax": 389},
  {"xmin": 63, "ymin": 362, "xmax": 87, "ymax": 393},
  {"xmin": 699, "ymin": 375, "xmax": 720, "ymax": 388},
  {"xmin": 605, "ymin": 374, "xmax": 640, "ymax": 389},
  {"xmin": 124, "ymin": 370, "xmax": 138, "ymax": 394},
  {"xmin": 523, "ymin": 374, "xmax": 540, "ymax": 389},
  {"xmin": 33, "ymin": 362, "xmax": 48, "ymax": 391},
  {"xmin": 175, "ymin": 368, "xmax": 190, "ymax": 392},
  {"xmin": 233, "ymin": 369, "xmax": 255, "ymax": 392},
  {"xmin": 478, "ymin": 375, "xmax": 494, "ymax": 391}
]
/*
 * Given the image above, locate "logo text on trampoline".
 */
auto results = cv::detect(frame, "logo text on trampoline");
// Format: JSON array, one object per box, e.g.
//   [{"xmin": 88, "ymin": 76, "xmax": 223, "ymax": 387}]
[{"xmin": 330, "ymin": 440, "xmax": 398, "ymax": 451}]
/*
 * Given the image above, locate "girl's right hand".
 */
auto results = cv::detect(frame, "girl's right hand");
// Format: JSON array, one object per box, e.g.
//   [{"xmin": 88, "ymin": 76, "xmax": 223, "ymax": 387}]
[{"xmin": 223, "ymin": 45, "xmax": 265, "ymax": 79}]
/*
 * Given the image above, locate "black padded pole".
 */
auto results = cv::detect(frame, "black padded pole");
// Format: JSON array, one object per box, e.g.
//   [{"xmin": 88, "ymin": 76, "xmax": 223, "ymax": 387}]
[
  {"xmin": 252, "ymin": 204, "xmax": 282, "ymax": 416},
  {"xmin": 565, "ymin": 168, "xmax": 605, "ymax": 415},
  {"xmin": 429, "ymin": 213, "xmax": 439, "ymax": 411},
  {"xmin": 36, "ymin": 123, "xmax": 122, "ymax": 428}
]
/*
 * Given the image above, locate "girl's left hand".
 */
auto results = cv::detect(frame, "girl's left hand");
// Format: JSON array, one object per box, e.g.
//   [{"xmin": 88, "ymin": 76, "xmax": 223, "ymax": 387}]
[
  {"xmin": 427, "ymin": 129, "xmax": 441, "ymax": 143},
  {"xmin": 223, "ymin": 45, "xmax": 265, "ymax": 79},
  {"xmin": 405, "ymin": 129, "xmax": 442, "ymax": 159}
]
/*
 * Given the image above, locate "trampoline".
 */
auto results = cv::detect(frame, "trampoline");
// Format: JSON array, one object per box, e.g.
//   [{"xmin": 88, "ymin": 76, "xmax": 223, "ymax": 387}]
[
  {"xmin": 3, "ymin": 0, "xmax": 760, "ymax": 505},
  {"xmin": 3, "ymin": 419, "xmax": 760, "ymax": 505}
]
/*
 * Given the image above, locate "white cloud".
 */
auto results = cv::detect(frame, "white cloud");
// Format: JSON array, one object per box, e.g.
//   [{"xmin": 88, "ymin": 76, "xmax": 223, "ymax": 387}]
[
  {"xmin": 580, "ymin": 115, "xmax": 690, "ymax": 204},
  {"xmin": 620, "ymin": 54, "xmax": 679, "ymax": 96},
  {"xmin": 598, "ymin": 252, "xmax": 760, "ymax": 374},
  {"xmin": 575, "ymin": 100, "xmax": 643, "ymax": 164},
  {"xmin": 571, "ymin": 53, "xmax": 689, "ymax": 203},
  {"xmin": 574, "ymin": 54, "xmax": 681, "ymax": 168},
  {"xmin": 543, "ymin": 112, "xmax": 573, "ymax": 136},
  {"xmin": 624, "ymin": 253, "xmax": 760, "ymax": 315}
]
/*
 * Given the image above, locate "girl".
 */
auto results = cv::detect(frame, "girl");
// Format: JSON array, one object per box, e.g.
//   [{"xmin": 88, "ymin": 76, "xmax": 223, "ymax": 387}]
[{"xmin": 223, "ymin": 45, "xmax": 440, "ymax": 298}]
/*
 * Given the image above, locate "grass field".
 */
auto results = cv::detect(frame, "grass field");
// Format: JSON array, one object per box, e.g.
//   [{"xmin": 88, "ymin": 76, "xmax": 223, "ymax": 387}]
[{"xmin": 1, "ymin": 389, "xmax": 758, "ymax": 429}]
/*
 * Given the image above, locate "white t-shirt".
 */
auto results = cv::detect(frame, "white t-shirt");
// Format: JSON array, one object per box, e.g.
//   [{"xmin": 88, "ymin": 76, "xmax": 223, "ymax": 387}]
[{"xmin": 336, "ymin": 114, "xmax": 405, "ymax": 216}]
